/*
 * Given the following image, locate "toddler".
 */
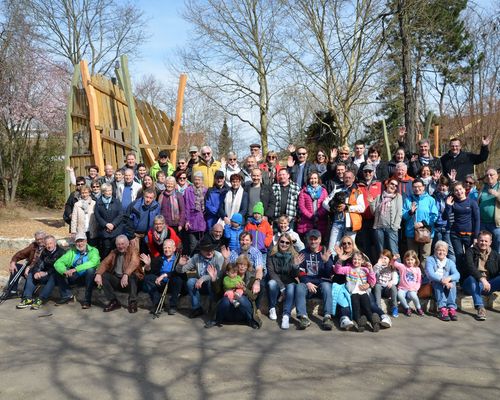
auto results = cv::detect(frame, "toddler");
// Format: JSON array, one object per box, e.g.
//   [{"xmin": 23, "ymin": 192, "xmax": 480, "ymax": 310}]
[{"xmin": 223, "ymin": 263, "xmax": 245, "ymax": 308}]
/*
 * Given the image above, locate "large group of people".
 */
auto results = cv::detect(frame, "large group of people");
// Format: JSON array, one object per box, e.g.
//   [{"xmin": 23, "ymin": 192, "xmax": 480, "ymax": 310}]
[{"xmin": 5, "ymin": 133, "xmax": 500, "ymax": 331}]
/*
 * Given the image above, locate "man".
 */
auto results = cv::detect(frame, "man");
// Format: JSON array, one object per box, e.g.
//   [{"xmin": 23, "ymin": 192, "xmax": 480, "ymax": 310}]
[
  {"xmin": 143, "ymin": 215, "xmax": 181, "ymax": 258},
  {"xmin": 391, "ymin": 162, "xmax": 414, "ymax": 199},
  {"xmin": 54, "ymin": 233, "xmax": 99, "ymax": 308},
  {"xmin": 141, "ymin": 239, "xmax": 183, "ymax": 314},
  {"xmin": 7, "ymin": 231, "xmax": 46, "ymax": 297},
  {"xmin": 116, "ymin": 168, "xmax": 142, "ymax": 211},
  {"xmin": 440, "ymin": 136, "xmax": 490, "ymax": 182},
  {"xmin": 192, "ymin": 146, "xmax": 222, "ymax": 188},
  {"xmin": 150, "ymin": 150, "xmax": 174, "ymax": 180},
  {"xmin": 322, "ymin": 162, "xmax": 346, "ymax": 194},
  {"xmin": 203, "ymin": 223, "xmax": 227, "ymax": 252},
  {"xmin": 186, "ymin": 145, "xmax": 199, "ymax": 180},
  {"xmin": 462, "ymin": 231, "xmax": 500, "ymax": 320},
  {"xmin": 352, "ymin": 140, "xmax": 366, "ymax": 168},
  {"xmin": 356, "ymin": 145, "xmax": 389, "ymax": 183},
  {"xmin": 205, "ymin": 171, "xmax": 229, "ymax": 230},
  {"xmin": 287, "ymin": 146, "xmax": 316, "ymax": 187},
  {"xmin": 408, "ymin": 139, "xmax": 442, "ymax": 178},
  {"xmin": 323, "ymin": 170, "xmax": 365, "ymax": 253},
  {"xmin": 63, "ymin": 176, "xmax": 86, "ymax": 225},
  {"xmin": 240, "ymin": 156, "xmax": 258, "ymax": 185},
  {"xmin": 249, "ymin": 143, "xmax": 263, "ymax": 162},
  {"xmin": 176, "ymin": 236, "xmax": 225, "ymax": 318},
  {"xmin": 99, "ymin": 164, "xmax": 115, "ymax": 185},
  {"xmin": 244, "ymin": 168, "xmax": 275, "ymax": 222},
  {"xmin": 272, "ymin": 169, "xmax": 300, "ymax": 229},
  {"xmin": 125, "ymin": 188, "xmax": 160, "ymax": 253},
  {"xmin": 16, "ymin": 235, "xmax": 65, "ymax": 310},
  {"xmin": 294, "ymin": 230, "xmax": 335, "ymax": 330},
  {"xmin": 94, "ymin": 235, "xmax": 142, "ymax": 313},
  {"xmin": 478, "ymin": 168, "xmax": 500, "ymax": 252},
  {"xmin": 402, "ymin": 178, "xmax": 438, "ymax": 266},
  {"xmin": 123, "ymin": 152, "xmax": 138, "ymax": 173}
]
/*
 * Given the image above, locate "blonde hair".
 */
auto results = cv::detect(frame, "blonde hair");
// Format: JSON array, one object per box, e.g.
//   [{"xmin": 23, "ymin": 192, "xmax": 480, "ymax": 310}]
[{"xmin": 403, "ymin": 250, "xmax": 420, "ymax": 267}]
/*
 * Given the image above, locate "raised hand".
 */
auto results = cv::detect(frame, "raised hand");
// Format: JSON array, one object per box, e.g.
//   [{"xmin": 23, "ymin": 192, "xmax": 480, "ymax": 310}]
[
  {"xmin": 287, "ymin": 155, "xmax": 295, "ymax": 167},
  {"xmin": 287, "ymin": 144, "xmax": 296, "ymax": 153},
  {"xmin": 482, "ymin": 135, "xmax": 492, "ymax": 146},
  {"xmin": 445, "ymin": 195, "xmax": 454, "ymax": 206},
  {"xmin": 432, "ymin": 169, "xmax": 442, "ymax": 181},
  {"xmin": 220, "ymin": 245, "xmax": 230, "ymax": 260},
  {"xmin": 398, "ymin": 126, "xmax": 406, "ymax": 140},
  {"xmin": 447, "ymin": 169, "xmax": 457, "ymax": 182},
  {"xmin": 294, "ymin": 253, "xmax": 305, "ymax": 266},
  {"xmin": 330, "ymin": 147, "xmax": 338, "ymax": 160},
  {"xmin": 321, "ymin": 249, "xmax": 332, "ymax": 262},
  {"xmin": 411, "ymin": 202, "xmax": 417, "ymax": 214},
  {"xmin": 207, "ymin": 265, "xmax": 218, "ymax": 282}
]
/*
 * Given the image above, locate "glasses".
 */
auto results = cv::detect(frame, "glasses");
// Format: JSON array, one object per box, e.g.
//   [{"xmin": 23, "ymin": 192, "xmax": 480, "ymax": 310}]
[
  {"xmin": 341, "ymin": 242, "xmax": 352, "ymax": 246},
  {"xmin": 279, "ymin": 240, "xmax": 291, "ymax": 245},
  {"xmin": 229, "ymin": 158, "xmax": 237, "ymax": 161},
  {"xmin": 339, "ymin": 152, "xmax": 349, "ymax": 156},
  {"xmin": 363, "ymin": 170, "xmax": 373, "ymax": 173},
  {"xmin": 202, "ymin": 152, "xmax": 211, "ymax": 156},
  {"xmin": 297, "ymin": 152, "xmax": 307, "ymax": 156},
  {"xmin": 465, "ymin": 181, "xmax": 474, "ymax": 185},
  {"xmin": 268, "ymin": 156, "xmax": 276, "ymax": 159},
  {"xmin": 91, "ymin": 185, "xmax": 100, "ymax": 188},
  {"xmin": 76, "ymin": 183, "xmax": 85, "ymax": 186},
  {"xmin": 178, "ymin": 161, "xmax": 185, "ymax": 164},
  {"xmin": 317, "ymin": 154, "xmax": 325, "ymax": 158},
  {"xmin": 178, "ymin": 177, "xmax": 187, "ymax": 180},
  {"xmin": 388, "ymin": 182, "xmax": 398, "ymax": 187}
]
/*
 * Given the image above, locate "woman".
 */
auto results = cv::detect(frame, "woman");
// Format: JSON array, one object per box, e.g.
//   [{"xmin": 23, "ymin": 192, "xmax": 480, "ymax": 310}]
[
  {"xmin": 112, "ymin": 168, "xmax": 124, "ymax": 197},
  {"xmin": 259, "ymin": 151, "xmax": 282, "ymax": 185},
  {"xmin": 387, "ymin": 147, "xmax": 408, "ymax": 178},
  {"xmin": 155, "ymin": 171, "xmax": 167, "ymax": 196},
  {"xmin": 159, "ymin": 176, "xmax": 185, "ymax": 234},
  {"xmin": 205, "ymin": 255, "xmax": 261, "ymax": 329},
  {"xmin": 138, "ymin": 174, "xmax": 155, "ymax": 198},
  {"xmin": 220, "ymin": 151, "xmax": 241, "ymax": 186},
  {"xmin": 297, "ymin": 172, "xmax": 329, "ymax": 240},
  {"xmin": 369, "ymin": 178, "xmax": 402, "ymax": 255},
  {"xmin": 314, "ymin": 149, "xmax": 329, "ymax": 177},
  {"xmin": 175, "ymin": 170, "xmax": 191, "ymax": 195},
  {"xmin": 266, "ymin": 233, "xmax": 302, "ymax": 329},
  {"xmin": 219, "ymin": 173, "xmax": 248, "ymax": 225},
  {"xmin": 184, "ymin": 172, "xmax": 207, "ymax": 254},
  {"xmin": 90, "ymin": 179, "xmax": 101, "ymax": 201},
  {"xmin": 94, "ymin": 183, "xmax": 123, "ymax": 258},
  {"xmin": 417, "ymin": 165, "xmax": 437, "ymax": 195},
  {"xmin": 71, "ymin": 185, "xmax": 98, "ymax": 246},
  {"xmin": 135, "ymin": 163, "xmax": 148, "ymax": 184},
  {"xmin": 444, "ymin": 181, "xmax": 480, "ymax": 260},
  {"xmin": 464, "ymin": 174, "xmax": 479, "ymax": 201},
  {"xmin": 173, "ymin": 157, "xmax": 189, "ymax": 177}
]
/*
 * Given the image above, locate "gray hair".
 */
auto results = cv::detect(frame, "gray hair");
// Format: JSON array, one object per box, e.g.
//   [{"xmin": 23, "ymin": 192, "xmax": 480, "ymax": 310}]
[
  {"xmin": 100, "ymin": 183, "xmax": 112, "ymax": 193},
  {"xmin": 434, "ymin": 240, "xmax": 449, "ymax": 252},
  {"xmin": 396, "ymin": 162, "xmax": 407, "ymax": 170},
  {"xmin": 115, "ymin": 235, "xmax": 129, "ymax": 245},
  {"xmin": 154, "ymin": 215, "xmax": 165, "ymax": 224},
  {"xmin": 34, "ymin": 231, "xmax": 46, "ymax": 239},
  {"xmin": 163, "ymin": 239, "xmax": 176, "ymax": 248}
]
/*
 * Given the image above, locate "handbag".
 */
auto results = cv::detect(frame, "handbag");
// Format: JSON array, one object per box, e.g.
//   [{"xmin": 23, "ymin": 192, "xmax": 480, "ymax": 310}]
[{"xmin": 414, "ymin": 225, "xmax": 431, "ymax": 244}]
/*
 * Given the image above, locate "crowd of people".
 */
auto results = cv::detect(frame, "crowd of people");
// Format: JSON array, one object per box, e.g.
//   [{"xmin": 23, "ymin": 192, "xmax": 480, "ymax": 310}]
[{"xmin": 5, "ymin": 132, "xmax": 500, "ymax": 332}]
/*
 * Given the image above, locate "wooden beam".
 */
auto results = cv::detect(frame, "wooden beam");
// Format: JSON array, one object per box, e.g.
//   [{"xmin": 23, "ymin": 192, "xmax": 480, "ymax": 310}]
[
  {"xmin": 139, "ymin": 144, "xmax": 177, "ymax": 150},
  {"xmin": 120, "ymin": 55, "xmax": 140, "ymax": 160},
  {"xmin": 101, "ymin": 134, "xmax": 134, "ymax": 150},
  {"xmin": 434, "ymin": 125, "xmax": 440, "ymax": 157},
  {"xmin": 65, "ymin": 65, "xmax": 81, "ymax": 199},
  {"xmin": 170, "ymin": 74, "xmax": 188, "ymax": 165}
]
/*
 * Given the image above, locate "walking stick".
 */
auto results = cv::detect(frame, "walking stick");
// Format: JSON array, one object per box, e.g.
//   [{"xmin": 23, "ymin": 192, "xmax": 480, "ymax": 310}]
[
  {"xmin": 0, "ymin": 262, "xmax": 28, "ymax": 305},
  {"xmin": 152, "ymin": 251, "xmax": 181, "ymax": 319}
]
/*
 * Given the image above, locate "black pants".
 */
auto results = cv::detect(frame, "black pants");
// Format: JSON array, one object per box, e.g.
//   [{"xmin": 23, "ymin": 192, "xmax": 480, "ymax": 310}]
[
  {"xmin": 102, "ymin": 272, "xmax": 138, "ymax": 303},
  {"xmin": 351, "ymin": 293, "xmax": 373, "ymax": 323}
]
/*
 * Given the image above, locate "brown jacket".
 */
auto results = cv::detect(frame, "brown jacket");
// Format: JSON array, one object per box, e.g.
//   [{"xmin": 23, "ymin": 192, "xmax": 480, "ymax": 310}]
[
  {"xmin": 96, "ymin": 248, "xmax": 143, "ymax": 280},
  {"xmin": 10, "ymin": 242, "xmax": 42, "ymax": 266}
]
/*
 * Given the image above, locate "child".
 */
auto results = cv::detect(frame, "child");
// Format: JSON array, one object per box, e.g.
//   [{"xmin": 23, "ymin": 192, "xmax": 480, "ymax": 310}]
[
  {"xmin": 392, "ymin": 250, "xmax": 423, "ymax": 316},
  {"xmin": 224, "ymin": 213, "xmax": 244, "ymax": 251},
  {"xmin": 334, "ymin": 251, "xmax": 380, "ymax": 332},
  {"xmin": 245, "ymin": 202, "xmax": 273, "ymax": 263},
  {"xmin": 373, "ymin": 249, "xmax": 399, "ymax": 317},
  {"xmin": 272, "ymin": 215, "xmax": 305, "ymax": 252},
  {"xmin": 223, "ymin": 263, "xmax": 245, "ymax": 308}
]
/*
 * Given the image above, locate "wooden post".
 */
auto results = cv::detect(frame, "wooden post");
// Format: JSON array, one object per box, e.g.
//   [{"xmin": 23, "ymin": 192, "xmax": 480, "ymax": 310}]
[
  {"xmin": 170, "ymin": 74, "xmax": 188, "ymax": 165},
  {"xmin": 64, "ymin": 65, "xmax": 81, "ymax": 199},
  {"xmin": 120, "ymin": 55, "xmax": 140, "ymax": 161},
  {"xmin": 434, "ymin": 125, "xmax": 440, "ymax": 157},
  {"xmin": 382, "ymin": 119, "xmax": 391, "ymax": 161},
  {"xmin": 423, "ymin": 111, "xmax": 433, "ymax": 139}
]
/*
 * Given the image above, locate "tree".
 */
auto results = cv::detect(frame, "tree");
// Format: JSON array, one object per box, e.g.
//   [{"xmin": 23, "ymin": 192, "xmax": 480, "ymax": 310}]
[
  {"xmin": 134, "ymin": 74, "xmax": 177, "ymax": 115},
  {"xmin": 178, "ymin": 0, "xmax": 285, "ymax": 154},
  {"xmin": 24, "ymin": 0, "xmax": 148, "ymax": 74},
  {"xmin": 218, "ymin": 118, "xmax": 233, "ymax": 157}
]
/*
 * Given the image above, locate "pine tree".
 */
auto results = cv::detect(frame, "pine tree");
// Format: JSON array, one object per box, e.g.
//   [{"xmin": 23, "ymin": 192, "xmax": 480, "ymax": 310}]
[{"xmin": 218, "ymin": 118, "xmax": 233, "ymax": 158}]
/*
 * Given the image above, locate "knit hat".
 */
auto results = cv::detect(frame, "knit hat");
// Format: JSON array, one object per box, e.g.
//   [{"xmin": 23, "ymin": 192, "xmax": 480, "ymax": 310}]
[
  {"xmin": 230, "ymin": 213, "xmax": 243, "ymax": 225},
  {"xmin": 252, "ymin": 202, "xmax": 264, "ymax": 216}
]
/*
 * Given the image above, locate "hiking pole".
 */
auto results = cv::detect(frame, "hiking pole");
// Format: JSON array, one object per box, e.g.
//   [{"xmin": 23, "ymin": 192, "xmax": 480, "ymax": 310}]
[
  {"xmin": 152, "ymin": 250, "xmax": 181, "ymax": 319},
  {"xmin": 0, "ymin": 262, "xmax": 28, "ymax": 305}
]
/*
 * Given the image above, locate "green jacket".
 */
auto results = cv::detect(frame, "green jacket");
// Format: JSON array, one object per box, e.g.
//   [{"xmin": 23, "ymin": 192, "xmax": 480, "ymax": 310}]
[
  {"xmin": 54, "ymin": 245, "xmax": 100, "ymax": 275},
  {"xmin": 150, "ymin": 161, "xmax": 174, "ymax": 180}
]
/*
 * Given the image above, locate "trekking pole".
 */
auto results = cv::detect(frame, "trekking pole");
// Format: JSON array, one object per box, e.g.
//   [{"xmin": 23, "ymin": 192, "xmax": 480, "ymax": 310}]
[
  {"xmin": 152, "ymin": 250, "xmax": 181, "ymax": 319},
  {"xmin": 0, "ymin": 262, "xmax": 28, "ymax": 305}
]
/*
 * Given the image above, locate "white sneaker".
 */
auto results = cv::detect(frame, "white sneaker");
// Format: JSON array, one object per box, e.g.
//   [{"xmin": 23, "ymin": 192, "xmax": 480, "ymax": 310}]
[
  {"xmin": 269, "ymin": 307, "xmax": 277, "ymax": 321},
  {"xmin": 340, "ymin": 316, "xmax": 354, "ymax": 330},
  {"xmin": 281, "ymin": 314, "xmax": 290, "ymax": 330},
  {"xmin": 380, "ymin": 314, "xmax": 392, "ymax": 328}
]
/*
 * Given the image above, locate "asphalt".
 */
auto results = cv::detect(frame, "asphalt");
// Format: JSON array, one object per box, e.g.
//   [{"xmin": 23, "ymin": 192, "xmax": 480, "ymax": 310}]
[{"xmin": 0, "ymin": 296, "xmax": 499, "ymax": 400}]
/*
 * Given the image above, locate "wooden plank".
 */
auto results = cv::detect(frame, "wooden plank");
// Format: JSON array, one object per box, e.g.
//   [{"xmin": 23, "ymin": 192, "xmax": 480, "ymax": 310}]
[
  {"xmin": 102, "ymin": 133, "xmax": 134, "ymax": 150},
  {"xmin": 139, "ymin": 144, "xmax": 177, "ymax": 150},
  {"xmin": 171, "ymin": 74, "xmax": 187, "ymax": 165}
]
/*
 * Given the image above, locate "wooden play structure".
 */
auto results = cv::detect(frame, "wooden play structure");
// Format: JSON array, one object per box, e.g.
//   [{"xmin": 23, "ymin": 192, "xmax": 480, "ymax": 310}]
[{"xmin": 64, "ymin": 55, "xmax": 187, "ymax": 197}]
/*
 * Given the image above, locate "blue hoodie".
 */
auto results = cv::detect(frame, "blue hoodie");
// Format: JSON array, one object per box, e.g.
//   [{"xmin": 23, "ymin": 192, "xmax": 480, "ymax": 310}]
[{"xmin": 402, "ymin": 192, "xmax": 438, "ymax": 238}]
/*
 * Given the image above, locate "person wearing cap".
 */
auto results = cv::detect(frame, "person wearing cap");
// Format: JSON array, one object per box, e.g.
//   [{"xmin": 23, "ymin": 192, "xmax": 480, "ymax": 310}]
[
  {"xmin": 295, "ymin": 229, "xmax": 335, "ymax": 330},
  {"xmin": 205, "ymin": 170, "xmax": 229, "ymax": 231},
  {"xmin": 150, "ymin": 150, "xmax": 174, "ymax": 180},
  {"xmin": 356, "ymin": 144, "xmax": 388, "ymax": 182},
  {"xmin": 186, "ymin": 145, "xmax": 199, "ymax": 180},
  {"xmin": 219, "ymin": 151, "xmax": 241, "ymax": 185},
  {"xmin": 176, "ymin": 236, "xmax": 225, "ymax": 318},
  {"xmin": 224, "ymin": 213, "xmax": 244, "ymax": 251},
  {"xmin": 219, "ymin": 173, "xmax": 248, "ymax": 226},
  {"xmin": 272, "ymin": 169, "xmax": 301, "ymax": 230},
  {"xmin": 244, "ymin": 168, "xmax": 275, "ymax": 222},
  {"xmin": 183, "ymin": 171, "xmax": 208, "ymax": 255},
  {"xmin": 245, "ymin": 202, "xmax": 273, "ymax": 263},
  {"xmin": 249, "ymin": 143, "xmax": 263, "ymax": 162},
  {"xmin": 54, "ymin": 233, "xmax": 100, "ymax": 308},
  {"xmin": 192, "ymin": 146, "xmax": 221, "ymax": 188},
  {"xmin": 287, "ymin": 145, "xmax": 317, "ymax": 188}
]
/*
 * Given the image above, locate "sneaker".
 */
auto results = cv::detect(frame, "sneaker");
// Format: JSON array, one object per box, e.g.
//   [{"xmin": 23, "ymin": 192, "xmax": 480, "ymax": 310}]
[
  {"xmin": 298, "ymin": 315, "xmax": 311, "ymax": 330},
  {"xmin": 189, "ymin": 307, "xmax": 204, "ymax": 318},
  {"xmin": 167, "ymin": 307, "xmax": 177, "ymax": 315},
  {"xmin": 31, "ymin": 298, "xmax": 43, "ymax": 310},
  {"xmin": 340, "ymin": 316, "xmax": 354, "ymax": 330},
  {"xmin": 438, "ymin": 307, "xmax": 450, "ymax": 321},
  {"xmin": 416, "ymin": 308, "xmax": 424, "ymax": 316},
  {"xmin": 268, "ymin": 307, "xmax": 277, "ymax": 321},
  {"xmin": 322, "ymin": 315, "xmax": 333, "ymax": 331},
  {"xmin": 476, "ymin": 307, "xmax": 487, "ymax": 321},
  {"xmin": 371, "ymin": 313, "xmax": 381, "ymax": 333},
  {"xmin": 232, "ymin": 299, "xmax": 240, "ymax": 308},
  {"xmin": 391, "ymin": 306, "xmax": 399, "ymax": 318},
  {"xmin": 356, "ymin": 315, "xmax": 367, "ymax": 332},
  {"xmin": 55, "ymin": 296, "xmax": 75, "ymax": 306},
  {"xmin": 448, "ymin": 308, "xmax": 458, "ymax": 321},
  {"xmin": 405, "ymin": 308, "xmax": 412, "ymax": 317},
  {"xmin": 380, "ymin": 314, "xmax": 392, "ymax": 328},
  {"xmin": 16, "ymin": 298, "xmax": 33, "ymax": 309},
  {"xmin": 281, "ymin": 314, "xmax": 290, "ymax": 330}
]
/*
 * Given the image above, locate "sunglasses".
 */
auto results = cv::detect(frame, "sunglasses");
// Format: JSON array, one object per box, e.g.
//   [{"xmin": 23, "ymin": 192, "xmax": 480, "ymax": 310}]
[
  {"xmin": 388, "ymin": 182, "xmax": 398, "ymax": 187},
  {"xmin": 297, "ymin": 152, "xmax": 307, "ymax": 156},
  {"xmin": 341, "ymin": 242, "xmax": 352, "ymax": 246},
  {"xmin": 317, "ymin": 154, "xmax": 325, "ymax": 157},
  {"xmin": 339, "ymin": 152, "xmax": 349, "ymax": 156},
  {"xmin": 178, "ymin": 161, "xmax": 185, "ymax": 164},
  {"xmin": 268, "ymin": 156, "xmax": 277, "ymax": 159},
  {"xmin": 76, "ymin": 183, "xmax": 85, "ymax": 186},
  {"xmin": 202, "ymin": 152, "xmax": 211, "ymax": 156},
  {"xmin": 465, "ymin": 181, "xmax": 474, "ymax": 185},
  {"xmin": 279, "ymin": 240, "xmax": 291, "ymax": 245},
  {"xmin": 91, "ymin": 185, "xmax": 100, "ymax": 188},
  {"xmin": 229, "ymin": 158, "xmax": 237, "ymax": 161},
  {"xmin": 178, "ymin": 177, "xmax": 187, "ymax": 180}
]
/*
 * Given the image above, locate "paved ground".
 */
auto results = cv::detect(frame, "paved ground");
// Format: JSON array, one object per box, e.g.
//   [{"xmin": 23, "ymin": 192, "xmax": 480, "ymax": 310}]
[{"xmin": 0, "ymin": 296, "xmax": 499, "ymax": 400}]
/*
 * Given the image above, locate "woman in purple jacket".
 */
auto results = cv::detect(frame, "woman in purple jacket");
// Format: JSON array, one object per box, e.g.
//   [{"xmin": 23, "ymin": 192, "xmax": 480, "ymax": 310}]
[{"xmin": 184, "ymin": 172, "xmax": 208, "ymax": 255}]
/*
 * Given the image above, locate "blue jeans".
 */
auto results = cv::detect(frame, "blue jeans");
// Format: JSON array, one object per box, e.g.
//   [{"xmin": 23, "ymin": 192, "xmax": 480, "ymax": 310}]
[
  {"xmin": 186, "ymin": 277, "xmax": 213, "ymax": 310},
  {"xmin": 56, "ymin": 269, "xmax": 95, "ymax": 304},
  {"xmin": 23, "ymin": 272, "xmax": 57, "ymax": 300},
  {"xmin": 374, "ymin": 227, "xmax": 399, "ymax": 256},
  {"xmin": 433, "ymin": 226, "xmax": 455, "ymax": 263},
  {"xmin": 480, "ymin": 223, "xmax": 500, "ymax": 253},
  {"xmin": 462, "ymin": 275, "xmax": 500, "ymax": 307},
  {"xmin": 143, "ymin": 273, "xmax": 183, "ymax": 308},
  {"xmin": 215, "ymin": 296, "xmax": 253, "ymax": 324},
  {"xmin": 450, "ymin": 232, "xmax": 472, "ymax": 261},
  {"xmin": 397, "ymin": 289, "xmax": 421, "ymax": 309},
  {"xmin": 268, "ymin": 281, "xmax": 298, "ymax": 316},
  {"xmin": 295, "ymin": 282, "xmax": 333, "ymax": 317},
  {"xmin": 432, "ymin": 281, "xmax": 457, "ymax": 309}
]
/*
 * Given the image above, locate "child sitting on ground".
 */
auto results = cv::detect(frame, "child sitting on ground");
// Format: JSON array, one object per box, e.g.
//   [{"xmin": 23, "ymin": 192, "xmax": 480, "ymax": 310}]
[
  {"xmin": 373, "ymin": 249, "xmax": 399, "ymax": 318},
  {"xmin": 223, "ymin": 263, "xmax": 245, "ymax": 308},
  {"xmin": 272, "ymin": 215, "xmax": 305, "ymax": 252},
  {"xmin": 392, "ymin": 250, "xmax": 423, "ymax": 316},
  {"xmin": 224, "ymin": 213, "xmax": 244, "ymax": 251}
]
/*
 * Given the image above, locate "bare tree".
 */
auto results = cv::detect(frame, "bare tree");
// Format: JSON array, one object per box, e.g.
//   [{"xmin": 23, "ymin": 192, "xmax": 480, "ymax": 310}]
[
  {"xmin": 134, "ymin": 74, "xmax": 177, "ymax": 114},
  {"xmin": 23, "ymin": 0, "xmax": 148, "ymax": 74}
]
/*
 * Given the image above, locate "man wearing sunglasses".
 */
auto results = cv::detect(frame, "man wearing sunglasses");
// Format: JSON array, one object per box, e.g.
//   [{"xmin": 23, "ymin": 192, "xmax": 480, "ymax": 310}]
[
  {"xmin": 287, "ymin": 145, "xmax": 316, "ymax": 188},
  {"xmin": 192, "ymin": 146, "xmax": 221, "ymax": 188},
  {"xmin": 63, "ymin": 176, "xmax": 87, "ymax": 226}
]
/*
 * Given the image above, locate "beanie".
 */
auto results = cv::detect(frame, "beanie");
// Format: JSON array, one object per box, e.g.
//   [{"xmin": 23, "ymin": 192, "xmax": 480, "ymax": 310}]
[
  {"xmin": 252, "ymin": 201, "xmax": 264, "ymax": 216},
  {"xmin": 230, "ymin": 213, "xmax": 243, "ymax": 225}
]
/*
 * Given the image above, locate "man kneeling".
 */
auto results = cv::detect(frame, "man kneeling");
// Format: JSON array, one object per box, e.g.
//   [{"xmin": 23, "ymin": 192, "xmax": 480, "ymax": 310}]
[{"xmin": 94, "ymin": 235, "xmax": 143, "ymax": 313}]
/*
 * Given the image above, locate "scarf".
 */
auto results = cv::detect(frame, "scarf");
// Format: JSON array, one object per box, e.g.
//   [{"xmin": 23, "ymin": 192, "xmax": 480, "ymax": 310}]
[
  {"xmin": 421, "ymin": 176, "xmax": 432, "ymax": 186},
  {"xmin": 275, "ymin": 251, "xmax": 292, "ymax": 263},
  {"xmin": 153, "ymin": 228, "xmax": 169, "ymax": 246},
  {"xmin": 224, "ymin": 186, "xmax": 244, "ymax": 219},
  {"xmin": 101, "ymin": 195, "xmax": 112, "ymax": 210},
  {"xmin": 166, "ymin": 191, "xmax": 180, "ymax": 223},
  {"xmin": 81, "ymin": 198, "xmax": 91, "ymax": 214},
  {"xmin": 306, "ymin": 185, "xmax": 322, "ymax": 200},
  {"xmin": 380, "ymin": 191, "xmax": 396, "ymax": 217},
  {"xmin": 193, "ymin": 185, "xmax": 205, "ymax": 212}
]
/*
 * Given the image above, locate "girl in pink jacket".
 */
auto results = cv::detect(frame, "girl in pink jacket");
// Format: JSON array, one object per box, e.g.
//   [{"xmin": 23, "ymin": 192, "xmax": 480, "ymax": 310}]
[{"xmin": 392, "ymin": 250, "xmax": 424, "ymax": 316}]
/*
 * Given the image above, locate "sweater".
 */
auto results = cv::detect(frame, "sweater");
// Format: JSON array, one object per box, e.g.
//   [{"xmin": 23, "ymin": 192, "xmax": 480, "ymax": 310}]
[
  {"xmin": 223, "ymin": 275, "xmax": 244, "ymax": 291},
  {"xmin": 444, "ymin": 197, "xmax": 480, "ymax": 238},
  {"xmin": 298, "ymin": 248, "xmax": 334, "ymax": 285},
  {"xmin": 333, "ymin": 262, "xmax": 376, "ymax": 294},
  {"xmin": 393, "ymin": 261, "xmax": 421, "ymax": 292},
  {"xmin": 370, "ymin": 193, "xmax": 402, "ymax": 230}
]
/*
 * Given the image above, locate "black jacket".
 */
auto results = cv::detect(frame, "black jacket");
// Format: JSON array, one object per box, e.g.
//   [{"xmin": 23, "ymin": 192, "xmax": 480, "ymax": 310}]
[
  {"xmin": 288, "ymin": 162, "xmax": 317, "ymax": 187},
  {"xmin": 243, "ymin": 182, "xmax": 276, "ymax": 220},
  {"xmin": 31, "ymin": 245, "xmax": 65, "ymax": 275},
  {"xmin": 94, "ymin": 197, "xmax": 124, "ymax": 238},
  {"xmin": 440, "ymin": 146, "xmax": 489, "ymax": 182},
  {"xmin": 464, "ymin": 246, "xmax": 500, "ymax": 282},
  {"xmin": 408, "ymin": 156, "xmax": 442, "ymax": 178},
  {"xmin": 63, "ymin": 192, "xmax": 80, "ymax": 225}
]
